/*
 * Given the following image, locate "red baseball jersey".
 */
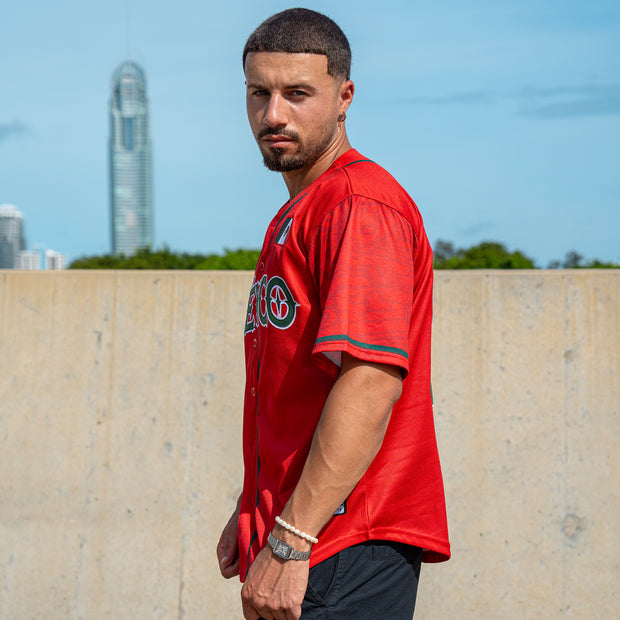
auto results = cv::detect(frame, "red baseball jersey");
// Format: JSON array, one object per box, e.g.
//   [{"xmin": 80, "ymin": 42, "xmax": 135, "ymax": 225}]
[{"xmin": 238, "ymin": 148, "xmax": 450, "ymax": 581}]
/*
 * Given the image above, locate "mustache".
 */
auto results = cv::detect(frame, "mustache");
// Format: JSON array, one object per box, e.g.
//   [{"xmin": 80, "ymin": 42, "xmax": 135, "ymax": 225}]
[{"xmin": 257, "ymin": 127, "xmax": 300, "ymax": 141}]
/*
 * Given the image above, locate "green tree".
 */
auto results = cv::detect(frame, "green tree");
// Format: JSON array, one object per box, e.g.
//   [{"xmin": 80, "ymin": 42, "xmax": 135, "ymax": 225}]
[
  {"xmin": 562, "ymin": 251, "xmax": 583, "ymax": 269},
  {"xmin": 69, "ymin": 247, "xmax": 261, "ymax": 270},
  {"xmin": 433, "ymin": 240, "xmax": 457, "ymax": 263},
  {"xmin": 69, "ymin": 243, "xmax": 619, "ymax": 271},
  {"xmin": 433, "ymin": 240, "xmax": 536, "ymax": 269},
  {"xmin": 195, "ymin": 248, "xmax": 261, "ymax": 270},
  {"xmin": 582, "ymin": 259, "xmax": 620, "ymax": 269},
  {"xmin": 547, "ymin": 250, "xmax": 619, "ymax": 269}
]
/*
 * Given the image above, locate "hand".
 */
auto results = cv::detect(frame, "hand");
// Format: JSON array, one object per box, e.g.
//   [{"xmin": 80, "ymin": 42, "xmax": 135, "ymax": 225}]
[
  {"xmin": 217, "ymin": 501, "xmax": 241, "ymax": 579},
  {"xmin": 241, "ymin": 545, "xmax": 309, "ymax": 620}
]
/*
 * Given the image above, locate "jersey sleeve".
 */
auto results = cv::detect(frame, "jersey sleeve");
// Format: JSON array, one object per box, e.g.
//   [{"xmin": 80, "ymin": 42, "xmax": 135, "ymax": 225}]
[{"xmin": 308, "ymin": 196, "xmax": 416, "ymax": 378}]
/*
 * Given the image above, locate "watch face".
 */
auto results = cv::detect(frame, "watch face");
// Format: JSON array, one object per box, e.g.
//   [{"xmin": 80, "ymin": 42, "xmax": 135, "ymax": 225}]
[{"xmin": 274, "ymin": 541, "xmax": 291, "ymax": 559}]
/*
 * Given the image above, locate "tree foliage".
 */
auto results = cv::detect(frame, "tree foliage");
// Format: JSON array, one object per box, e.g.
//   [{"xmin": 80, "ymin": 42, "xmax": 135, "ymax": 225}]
[
  {"xmin": 547, "ymin": 251, "xmax": 619, "ymax": 269},
  {"xmin": 69, "ymin": 247, "xmax": 261, "ymax": 270},
  {"xmin": 433, "ymin": 240, "xmax": 536, "ymax": 269},
  {"xmin": 69, "ymin": 243, "xmax": 618, "ymax": 271}
]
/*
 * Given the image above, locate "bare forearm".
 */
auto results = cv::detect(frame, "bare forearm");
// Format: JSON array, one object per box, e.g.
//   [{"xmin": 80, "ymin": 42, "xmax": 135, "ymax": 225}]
[
  {"xmin": 277, "ymin": 354, "xmax": 402, "ymax": 544},
  {"xmin": 241, "ymin": 356, "xmax": 402, "ymax": 619}
]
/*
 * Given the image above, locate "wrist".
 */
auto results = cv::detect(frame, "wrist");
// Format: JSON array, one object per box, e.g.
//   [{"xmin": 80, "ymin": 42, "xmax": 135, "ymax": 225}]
[
  {"xmin": 272, "ymin": 523, "xmax": 313, "ymax": 552},
  {"xmin": 267, "ymin": 531, "xmax": 312, "ymax": 561}
]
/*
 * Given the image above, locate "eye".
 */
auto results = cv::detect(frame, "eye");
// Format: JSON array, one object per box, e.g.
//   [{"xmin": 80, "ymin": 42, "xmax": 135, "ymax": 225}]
[
  {"xmin": 286, "ymin": 90, "xmax": 310, "ymax": 100},
  {"xmin": 251, "ymin": 89, "xmax": 269, "ymax": 97}
]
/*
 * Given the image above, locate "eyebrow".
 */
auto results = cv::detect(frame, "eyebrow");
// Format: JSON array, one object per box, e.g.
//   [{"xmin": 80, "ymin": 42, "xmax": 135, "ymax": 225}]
[
  {"xmin": 286, "ymin": 83, "xmax": 315, "ymax": 91},
  {"xmin": 246, "ymin": 82, "xmax": 317, "ymax": 92}
]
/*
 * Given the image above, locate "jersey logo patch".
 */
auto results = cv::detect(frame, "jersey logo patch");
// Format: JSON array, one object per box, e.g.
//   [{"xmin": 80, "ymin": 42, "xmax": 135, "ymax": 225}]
[
  {"xmin": 274, "ymin": 217, "xmax": 293, "ymax": 245},
  {"xmin": 244, "ymin": 274, "xmax": 300, "ymax": 334}
]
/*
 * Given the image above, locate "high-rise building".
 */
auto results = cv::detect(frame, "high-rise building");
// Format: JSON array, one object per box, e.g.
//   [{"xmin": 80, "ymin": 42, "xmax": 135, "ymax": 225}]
[
  {"xmin": 16, "ymin": 249, "xmax": 41, "ymax": 270},
  {"xmin": 0, "ymin": 204, "xmax": 26, "ymax": 268},
  {"xmin": 45, "ymin": 249, "xmax": 67, "ymax": 270},
  {"xmin": 109, "ymin": 60, "xmax": 153, "ymax": 256}
]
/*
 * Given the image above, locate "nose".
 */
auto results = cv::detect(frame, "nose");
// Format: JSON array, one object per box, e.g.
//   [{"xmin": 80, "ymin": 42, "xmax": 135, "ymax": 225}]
[{"xmin": 263, "ymin": 94, "xmax": 287, "ymax": 128}]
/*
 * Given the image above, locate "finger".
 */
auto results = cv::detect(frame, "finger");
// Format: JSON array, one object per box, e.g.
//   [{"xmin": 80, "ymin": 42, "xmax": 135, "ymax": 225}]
[
  {"xmin": 220, "ymin": 556, "xmax": 240, "ymax": 579},
  {"xmin": 217, "ymin": 533, "xmax": 239, "ymax": 565},
  {"xmin": 251, "ymin": 606, "xmax": 290, "ymax": 620},
  {"xmin": 219, "ymin": 549, "xmax": 237, "ymax": 568},
  {"xmin": 217, "ymin": 529, "xmax": 233, "ymax": 552},
  {"xmin": 216, "ymin": 532, "xmax": 229, "ymax": 558},
  {"xmin": 284, "ymin": 603, "xmax": 302, "ymax": 620},
  {"xmin": 219, "ymin": 547, "xmax": 239, "ymax": 567},
  {"xmin": 242, "ymin": 599, "xmax": 262, "ymax": 620}
]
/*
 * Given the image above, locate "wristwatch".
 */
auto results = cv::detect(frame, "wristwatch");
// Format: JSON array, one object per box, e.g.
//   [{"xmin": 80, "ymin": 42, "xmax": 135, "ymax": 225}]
[{"xmin": 267, "ymin": 532, "xmax": 311, "ymax": 561}]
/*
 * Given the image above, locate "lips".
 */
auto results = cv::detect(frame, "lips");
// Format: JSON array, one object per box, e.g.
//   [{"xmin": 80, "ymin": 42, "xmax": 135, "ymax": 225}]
[{"xmin": 262, "ymin": 135, "xmax": 295, "ymax": 149}]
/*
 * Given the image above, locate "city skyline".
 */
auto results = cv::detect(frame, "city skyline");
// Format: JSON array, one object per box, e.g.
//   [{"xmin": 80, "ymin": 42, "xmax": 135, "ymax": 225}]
[
  {"xmin": 1, "ymin": 1, "xmax": 619, "ymax": 266},
  {"xmin": 0, "ymin": 204, "xmax": 66, "ymax": 270},
  {"xmin": 109, "ymin": 60, "xmax": 154, "ymax": 256},
  {"xmin": 0, "ymin": 205, "xmax": 26, "ymax": 269}
]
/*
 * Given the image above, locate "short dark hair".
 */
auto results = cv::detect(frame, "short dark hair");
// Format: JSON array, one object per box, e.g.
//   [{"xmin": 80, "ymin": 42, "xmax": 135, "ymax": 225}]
[{"xmin": 243, "ymin": 8, "xmax": 351, "ymax": 80}]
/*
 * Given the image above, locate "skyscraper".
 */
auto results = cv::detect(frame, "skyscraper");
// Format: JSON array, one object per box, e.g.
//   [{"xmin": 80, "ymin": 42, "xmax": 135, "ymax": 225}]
[
  {"xmin": 109, "ymin": 60, "xmax": 153, "ymax": 256},
  {"xmin": 16, "ymin": 249, "xmax": 41, "ymax": 270},
  {"xmin": 45, "ymin": 249, "xmax": 67, "ymax": 270},
  {"xmin": 0, "ymin": 204, "xmax": 26, "ymax": 268}
]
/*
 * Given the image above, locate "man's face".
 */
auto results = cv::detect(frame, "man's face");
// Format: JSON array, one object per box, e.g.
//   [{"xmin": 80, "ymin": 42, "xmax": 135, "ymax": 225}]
[{"xmin": 245, "ymin": 52, "xmax": 345, "ymax": 172}]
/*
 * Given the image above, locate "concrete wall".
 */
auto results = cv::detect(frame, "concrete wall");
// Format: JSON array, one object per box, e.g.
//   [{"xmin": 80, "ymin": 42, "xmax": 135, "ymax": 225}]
[{"xmin": 0, "ymin": 270, "xmax": 618, "ymax": 619}]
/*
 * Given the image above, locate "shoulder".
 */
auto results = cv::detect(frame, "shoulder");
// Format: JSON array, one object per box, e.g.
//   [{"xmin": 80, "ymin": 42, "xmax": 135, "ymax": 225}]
[{"xmin": 306, "ymin": 150, "xmax": 424, "ymax": 232}]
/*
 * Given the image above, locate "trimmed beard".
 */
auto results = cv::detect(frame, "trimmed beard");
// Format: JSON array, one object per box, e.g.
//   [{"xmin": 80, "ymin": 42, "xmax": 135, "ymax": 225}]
[
  {"xmin": 257, "ymin": 121, "xmax": 338, "ymax": 173},
  {"xmin": 261, "ymin": 147, "xmax": 307, "ymax": 172}
]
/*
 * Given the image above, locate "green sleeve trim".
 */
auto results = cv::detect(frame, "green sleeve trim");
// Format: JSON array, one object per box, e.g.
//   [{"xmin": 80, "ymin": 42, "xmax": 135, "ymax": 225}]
[
  {"xmin": 342, "ymin": 159, "xmax": 374, "ymax": 167},
  {"xmin": 315, "ymin": 334, "xmax": 408, "ymax": 359}
]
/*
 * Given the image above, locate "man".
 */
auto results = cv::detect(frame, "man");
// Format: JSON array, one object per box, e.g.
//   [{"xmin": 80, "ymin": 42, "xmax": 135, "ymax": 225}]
[{"xmin": 217, "ymin": 8, "xmax": 450, "ymax": 619}]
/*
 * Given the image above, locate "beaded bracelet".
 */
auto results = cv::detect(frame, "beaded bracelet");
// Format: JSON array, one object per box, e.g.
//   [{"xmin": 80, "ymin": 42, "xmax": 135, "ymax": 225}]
[{"xmin": 275, "ymin": 516, "xmax": 319, "ymax": 545}]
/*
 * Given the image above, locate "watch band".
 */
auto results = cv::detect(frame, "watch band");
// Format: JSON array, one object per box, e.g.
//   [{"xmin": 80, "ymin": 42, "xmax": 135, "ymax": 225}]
[{"xmin": 267, "ymin": 532, "xmax": 311, "ymax": 561}]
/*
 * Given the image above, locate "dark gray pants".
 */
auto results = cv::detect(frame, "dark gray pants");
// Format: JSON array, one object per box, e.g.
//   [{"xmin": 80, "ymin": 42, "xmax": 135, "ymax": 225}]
[{"xmin": 301, "ymin": 541, "xmax": 423, "ymax": 619}]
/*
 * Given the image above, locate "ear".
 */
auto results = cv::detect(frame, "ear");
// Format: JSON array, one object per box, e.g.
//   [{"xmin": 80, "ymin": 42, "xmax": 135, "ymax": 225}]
[{"xmin": 339, "ymin": 80, "xmax": 355, "ymax": 113}]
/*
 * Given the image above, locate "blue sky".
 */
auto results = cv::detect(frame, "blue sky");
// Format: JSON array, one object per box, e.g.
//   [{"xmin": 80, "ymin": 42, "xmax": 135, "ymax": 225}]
[{"xmin": 1, "ymin": 0, "xmax": 619, "ymax": 265}]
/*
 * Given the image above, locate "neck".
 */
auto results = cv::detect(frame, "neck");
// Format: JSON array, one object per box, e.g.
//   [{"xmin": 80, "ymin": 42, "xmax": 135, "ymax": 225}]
[{"xmin": 282, "ymin": 132, "xmax": 352, "ymax": 199}]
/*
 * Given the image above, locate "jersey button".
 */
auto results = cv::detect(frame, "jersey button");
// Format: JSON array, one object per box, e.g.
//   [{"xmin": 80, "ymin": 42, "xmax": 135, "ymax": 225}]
[
  {"xmin": 251, "ymin": 387, "xmax": 256, "ymax": 397},
  {"xmin": 253, "ymin": 338, "xmax": 257, "ymax": 348},
  {"xmin": 258, "ymin": 261, "xmax": 265, "ymax": 271}
]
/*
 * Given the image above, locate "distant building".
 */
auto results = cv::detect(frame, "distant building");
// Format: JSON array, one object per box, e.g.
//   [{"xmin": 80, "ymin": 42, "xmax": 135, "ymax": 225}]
[
  {"xmin": 0, "ymin": 204, "xmax": 26, "ymax": 268},
  {"xmin": 109, "ymin": 60, "xmax": 154, "ymax": 256},
  {"xmin": 45, "ymin": 249, "xmax": 67, "ymax": 270},
  {"xmin": 16, "ymin": 249, "xmax": 41, "ymax": 270}
]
